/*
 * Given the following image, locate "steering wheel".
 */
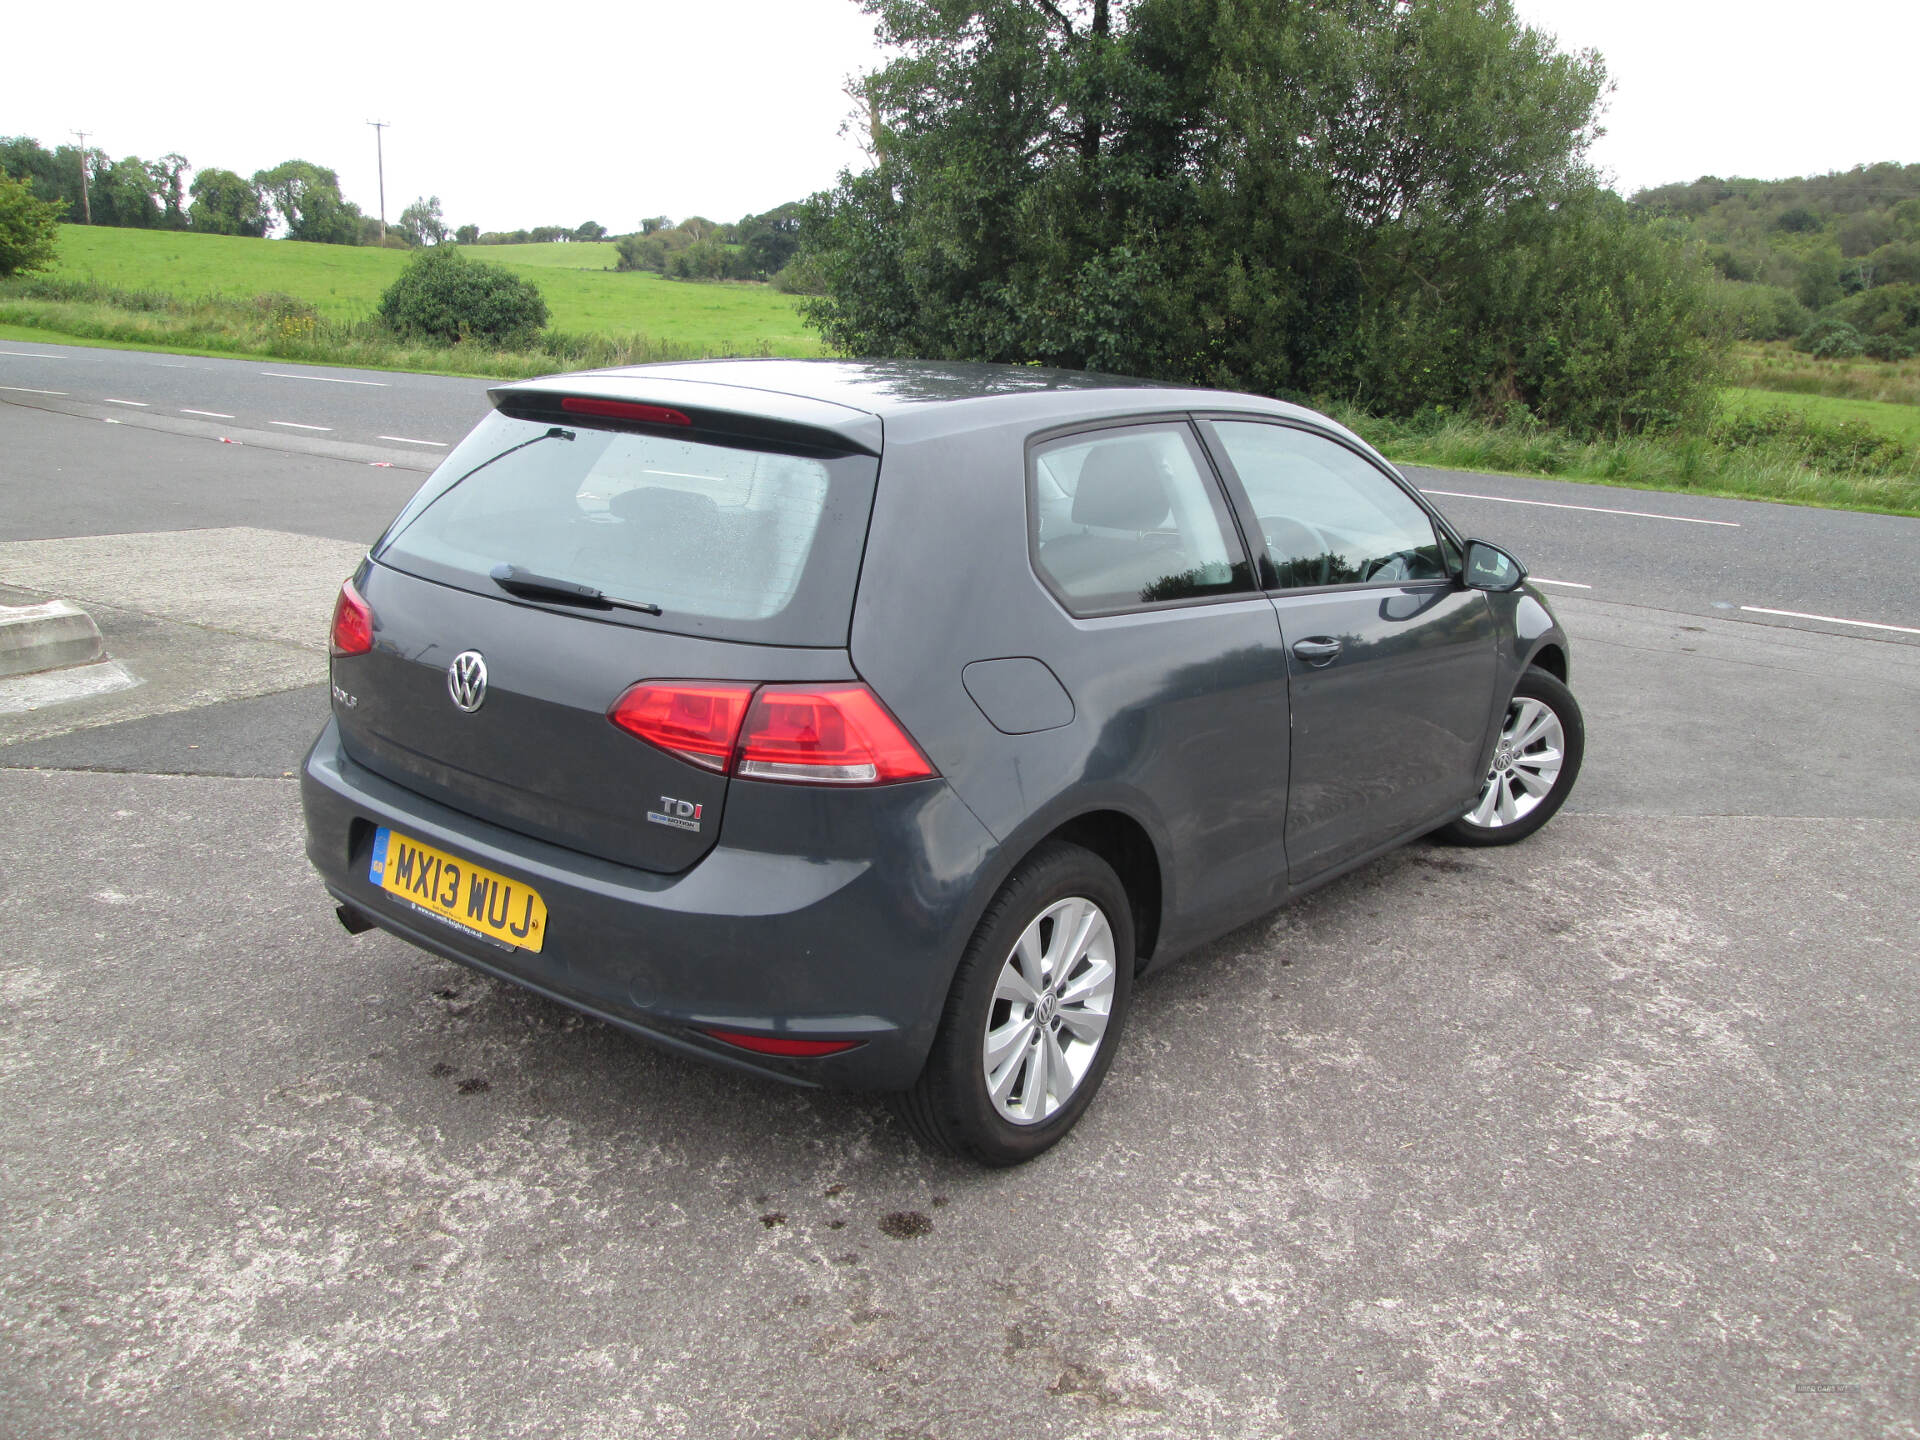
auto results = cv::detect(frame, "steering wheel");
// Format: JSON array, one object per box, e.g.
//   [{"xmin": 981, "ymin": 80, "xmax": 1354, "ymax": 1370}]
[
  {"xmin": 1361, "ymin": 548, "xmax": 1445, "ymax": 584},
  {"xmin": 1362, "ymin": 550, "xmax": 1416, "ymax": 584},
  {"xmin": 1259, "ymin": 516, "xmax": 1331, "ymax": 588}
]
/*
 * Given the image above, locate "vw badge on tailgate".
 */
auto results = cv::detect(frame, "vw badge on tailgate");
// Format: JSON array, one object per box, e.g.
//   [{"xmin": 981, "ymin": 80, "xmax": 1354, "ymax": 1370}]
[{"xmin": 447, "ymin": 651, "xmax": 488, "ymax": 712}]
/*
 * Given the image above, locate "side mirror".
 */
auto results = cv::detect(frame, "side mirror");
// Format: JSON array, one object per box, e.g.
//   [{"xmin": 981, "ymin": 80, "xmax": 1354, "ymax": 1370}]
[{"xmin": 1463, "ymin": 539, "xmax": 1527, "ymax": 593}]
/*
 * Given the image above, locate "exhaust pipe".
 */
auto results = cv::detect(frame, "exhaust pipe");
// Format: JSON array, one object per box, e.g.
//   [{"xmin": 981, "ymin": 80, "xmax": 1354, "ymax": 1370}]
[{"xmin": 335, "ymin": 903, "xmax": 376, "ymax": 936}]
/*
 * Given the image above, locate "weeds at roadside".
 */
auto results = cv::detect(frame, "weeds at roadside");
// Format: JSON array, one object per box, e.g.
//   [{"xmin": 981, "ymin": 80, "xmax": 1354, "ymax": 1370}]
[{"xmin": 1324, "ymin": 400, "xmax": 1919, "ymax": 516}]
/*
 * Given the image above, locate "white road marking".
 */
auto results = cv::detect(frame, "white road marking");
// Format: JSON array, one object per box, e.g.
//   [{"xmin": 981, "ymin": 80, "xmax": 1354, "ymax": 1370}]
[
  {"xmin": 0, "ymin": 659, "xmax": 140, "ymax": 715},
  {"xmin": 181, "ymin": 408, "xmax": 235, "ymax": 419},
  {"xmin": 269, "ymin": 420, "xmax": 332, "ymax": 431},
  {"xmin": 103, "ymin": 398, "xmax": 150, "ymax": 407},
  {"xmin": 1530, "ymin": 578, "xmax": 1591, "ymax": 589},
  {"xmin": 1739, "ymin": 605, "xmax": 1920, "ymax": 637},
  {"xmin": 377, "ymin": 435, "xmax": 448, "ymax": 447},
  {"xmin": 0, "ymin": 349, "xmax": 64, "ymax": 358},
  {"xmin": 1421, "ymin": 488, "xmax": 1740, "ymax": 528},
  {"xmin": 261, "ymin": 371, "xmax": 387, "ymax": 387},
  {"xmin": 0, "ymin": 385, "xmax": 67, "ymax": 396}
]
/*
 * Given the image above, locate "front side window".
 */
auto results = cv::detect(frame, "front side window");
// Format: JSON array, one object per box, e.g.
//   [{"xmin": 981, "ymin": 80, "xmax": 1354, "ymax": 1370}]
[
  {"xmin": 1212, "ymin": 422, "xmax": 1446, "ymax": 589},
  {"xmin": 1031, "ymin": 424, "xmax": 1251, "ymax": 615}
]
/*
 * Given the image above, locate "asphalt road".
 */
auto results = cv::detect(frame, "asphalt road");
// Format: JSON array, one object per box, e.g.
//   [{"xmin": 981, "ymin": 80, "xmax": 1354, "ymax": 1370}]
[
  {"xmin": 2, "ymin": 347, "xmax": 1917, "ymax": 1439},
  {"xmin": 0, "ymin": 338, "xmax": 492, "ymax": 459}
]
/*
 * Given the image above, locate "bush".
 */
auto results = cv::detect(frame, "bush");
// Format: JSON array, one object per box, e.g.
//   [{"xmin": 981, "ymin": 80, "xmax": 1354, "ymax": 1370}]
[
  {"xmin": 770, "ymin": 254, "xmax": 827, "ymax": 295},
  {"xmin": 1824, "ymin": 283, "xmax": 1920, "ymax": 360},
  {"xmin": 1709, "ymin": 404, "xmax": 1906, "ymax": 475},
  {"xmin": 1866, "ymin": 241, "xmax": 1920, "ymax": 286},
  {"xmin": 376, "ymin": 247, "xmax": 548, "ymax": 346},
  {"xmin": 1707, "ymin": 281, "xmax": 1808, "ymax": 342},
  {"xmin": 0, "ymin": 172, "xmax": 62, "ymax": 277},
  {"xmin": 615, "ymin": 233, "xmax": 667, "ymax": 272},
  {"xmin": 668, "ymin": 239, "xmax": 740, "ymax": 280},
  {"xmin": 1796, "ymin": 318, "xmax": 1865, "ymax": 359}
]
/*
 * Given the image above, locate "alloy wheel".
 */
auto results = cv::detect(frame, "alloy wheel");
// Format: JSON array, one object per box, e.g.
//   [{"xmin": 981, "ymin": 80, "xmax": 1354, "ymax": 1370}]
[
  {"xmin": 1466, "ymin": 696, "xmax": 1565, "ymax": 828},
  {"xmin": 982, "ymin": 896, "xmax": 1117, "ymax": 1125}
]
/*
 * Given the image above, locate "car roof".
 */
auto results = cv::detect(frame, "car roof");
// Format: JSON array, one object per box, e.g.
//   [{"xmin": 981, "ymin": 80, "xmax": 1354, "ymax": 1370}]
[
  {"xmin": 493, "ymin": 358, "xmax": 1368, "ymax": 457},
  {"xmin": 564, "ymin": 359, "xmax": 1181, "ymax": 414}
]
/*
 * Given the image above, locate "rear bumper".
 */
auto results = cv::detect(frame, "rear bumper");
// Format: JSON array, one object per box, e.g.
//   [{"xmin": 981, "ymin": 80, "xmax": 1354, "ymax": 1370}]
[{"xmin": 300, "ymin": 719, "xmax": 998, "ymax": 1090}]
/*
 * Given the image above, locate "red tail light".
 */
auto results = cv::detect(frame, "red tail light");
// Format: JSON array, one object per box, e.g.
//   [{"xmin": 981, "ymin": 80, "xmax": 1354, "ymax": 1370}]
[
  {"xmin": 608, "ymin": 681, "xmax": 936, "ymax": 785},
  {"xmin": 737, "ymin": 685, "xmax": 935, "ymax": 784},
  {"xmin": 561, "ymin": 397, "xmax": 692, "ymax": 426},
  {"xmin": 703, "ymin": 1027, "xmax": 862, "ymax": 1058},
  {"xmin": 330, "ymin": 578, "xmax": 373, "ymax": 657},
  {"xmin": 608, "ymin": 681, "xmax": 754, "ymax": 771}
]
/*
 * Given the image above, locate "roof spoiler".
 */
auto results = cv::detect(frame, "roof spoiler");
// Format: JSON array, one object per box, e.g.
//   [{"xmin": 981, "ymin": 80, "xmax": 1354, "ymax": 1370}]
[{"xmin": 489, "ymin": 381, "xmax": 883, "ymax": 457}]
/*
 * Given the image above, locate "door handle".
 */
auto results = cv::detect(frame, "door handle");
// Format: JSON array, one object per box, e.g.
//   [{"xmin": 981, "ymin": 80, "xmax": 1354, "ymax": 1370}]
[{"xmin": 1291, "ymin": 636, "xmax": 1343, "ymax": 667}]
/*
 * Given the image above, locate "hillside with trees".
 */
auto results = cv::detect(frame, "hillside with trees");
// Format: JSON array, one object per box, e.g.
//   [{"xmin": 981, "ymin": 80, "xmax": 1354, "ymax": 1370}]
[{"xmin": 1631, "ymin": 163, "xmax": 1920, "ymax": 359}]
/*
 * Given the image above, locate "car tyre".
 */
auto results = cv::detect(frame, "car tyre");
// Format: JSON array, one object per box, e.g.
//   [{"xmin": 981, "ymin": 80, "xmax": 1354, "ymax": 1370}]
[
  {"xmin": 891, "ymin": 841, "xmax": 1134, "ymax": 1166},
  {"xmin": 1437, "ymin": 666, "xmax": 1584, "ymax": 847}
]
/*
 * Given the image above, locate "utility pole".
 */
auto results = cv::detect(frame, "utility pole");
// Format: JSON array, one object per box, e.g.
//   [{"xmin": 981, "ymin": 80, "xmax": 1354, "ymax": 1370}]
[
  {"xmin": 367, "ymin": 120, "xmax": 390, "ymax": 242},
  {"xmin": 71, "ymin": 129, "xmax": 92, "ymax": 224}
]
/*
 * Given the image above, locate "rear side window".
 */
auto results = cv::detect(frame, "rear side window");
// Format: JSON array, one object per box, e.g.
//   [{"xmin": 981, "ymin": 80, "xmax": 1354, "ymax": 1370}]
[
  {"xmin": 1030, "ymin": 424, "xmax": 1252, "ymax": 616},
  {"xmin": 1211, "ymin": 421, "xmax": 1446, "ymax": 589},
  {"xmin": 375, "ymin": 412, "xmax": 878, "ymax": 645}
]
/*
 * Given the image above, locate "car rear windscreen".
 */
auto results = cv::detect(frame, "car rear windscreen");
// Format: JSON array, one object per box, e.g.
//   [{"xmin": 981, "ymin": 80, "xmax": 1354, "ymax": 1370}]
[{"xmin": 374, "ymin": 411, "xmax": 879, "ymax": 645}]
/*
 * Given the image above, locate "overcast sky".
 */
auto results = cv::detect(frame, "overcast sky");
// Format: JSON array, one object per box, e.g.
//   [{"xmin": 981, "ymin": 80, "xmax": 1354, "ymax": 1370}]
[{"xmin": 5, "ymin": 1, "xmax": 1914, "ymax": 232}]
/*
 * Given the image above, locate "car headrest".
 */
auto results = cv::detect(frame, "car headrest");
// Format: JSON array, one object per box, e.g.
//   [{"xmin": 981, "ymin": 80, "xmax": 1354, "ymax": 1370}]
[
  {"xmin": 1071, "ymin": 442, "xmax": 1169, "ymax": 531},
  {"xmin": 609, "ymin": 486, "xmax": 722, "ymax": 533}
]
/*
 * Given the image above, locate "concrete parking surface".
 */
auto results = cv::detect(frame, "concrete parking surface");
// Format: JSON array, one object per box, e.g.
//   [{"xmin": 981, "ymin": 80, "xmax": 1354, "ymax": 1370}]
[{"xmin": 3, "ymin": 361, "xmax": 1917, "ymax": 1438}]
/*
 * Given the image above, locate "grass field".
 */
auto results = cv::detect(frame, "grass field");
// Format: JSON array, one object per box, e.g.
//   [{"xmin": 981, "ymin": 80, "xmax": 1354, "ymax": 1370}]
[
  {"xmin": 40, "ymin": 226, "xmax": 823, "ymax": 355},
  {"xmin": 1721, "ymin": 386, "xmax": 1920, "ymax": 447},
  {"xmin": 1731, "ymin": 341, "xmax": 1920, "ymax": 407},
  {"xmin": 468, "ymin": 241, "xmax": 624, "ymax": 270}
]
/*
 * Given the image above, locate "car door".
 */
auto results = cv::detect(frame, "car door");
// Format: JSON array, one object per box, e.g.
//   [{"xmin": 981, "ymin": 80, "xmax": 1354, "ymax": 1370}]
[
  {"xmin": 1198, "ymin": 418, "xmax": 1498, "ymax": 884},
  {"xmin": 1026, "ymin": 419, "xmax": 1298, "ymax": 927}
]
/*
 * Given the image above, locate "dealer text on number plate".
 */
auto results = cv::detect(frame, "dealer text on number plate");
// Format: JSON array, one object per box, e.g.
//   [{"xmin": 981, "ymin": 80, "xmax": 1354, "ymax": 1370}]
[{"xmin": 369, "ymin": 828, "xmax": 547, "ymax": 952}]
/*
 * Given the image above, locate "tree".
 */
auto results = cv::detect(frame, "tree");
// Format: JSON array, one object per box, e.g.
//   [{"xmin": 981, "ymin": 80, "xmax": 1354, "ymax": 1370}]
[
  {"xmin": 669, "ymin": 238, "xmax": 737, "ymax": 279},
  {"xmin": 151, "ymin": 153, "xmax": 192, "ymax": 229},
  {"xmin": 737, "ymin": 201, "xmax": 804, "ymax": 278},
  {"xmin": 398, "ymin": 194, "xmax": 449, "ymax": 246},
  {"xmin": 253, "ymin": 160, "xmax": 362, "ymax": 243},
  {"xmin": 94, "ymin": 155, "xmax": 161, "ymax": 228},
  {"xmin": 1797, "ymin": 248, "xmax": 1844, "ymax": 311},
  {"xmin": 802, "ymin": 0, "xmax": 1719, "ymax": 436},
  {"xmin": 574, "ymin": 220, "xmax": 607, "ymax": 241},
  {"xmin": 188, "ymin": 168, "xmax": 267, "ymax": 236},
  {"xmin": 377, "ymin": 246, "xmax": 549, "ymax": 346},
  {"xmin": 0, "ymin": 136, "xmax": 77, "ymax": 214},
  {"xmin": 455, "ymin": 223, "xmax": 479, "ymax": 245},
  {"xmin": 0, "ymin": 172, "xmax": 63, "ymax": 277},
  {"xmin": 616, "ymin": 232, "xmax": 669, "ymax": 272}
]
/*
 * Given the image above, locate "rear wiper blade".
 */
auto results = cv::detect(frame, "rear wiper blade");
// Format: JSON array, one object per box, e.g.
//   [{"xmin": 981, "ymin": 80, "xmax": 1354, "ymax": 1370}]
[{"xmin": 488, "ymin": 563, "xmax": 662, "ymax": 615}]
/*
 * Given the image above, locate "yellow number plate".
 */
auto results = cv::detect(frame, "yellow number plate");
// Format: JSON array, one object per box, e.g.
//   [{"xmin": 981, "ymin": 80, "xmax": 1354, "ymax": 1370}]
[{"xmin": 370, "ymin": 828, "xmax": 548, "ymax": 953}]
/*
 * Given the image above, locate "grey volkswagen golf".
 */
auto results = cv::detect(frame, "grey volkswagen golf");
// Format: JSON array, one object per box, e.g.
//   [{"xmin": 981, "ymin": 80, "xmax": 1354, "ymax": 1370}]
[{"xmin": 303, "ymin": 359, "xmax": 1582, "ymax": 1164}]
